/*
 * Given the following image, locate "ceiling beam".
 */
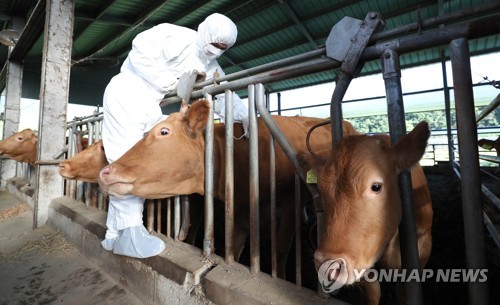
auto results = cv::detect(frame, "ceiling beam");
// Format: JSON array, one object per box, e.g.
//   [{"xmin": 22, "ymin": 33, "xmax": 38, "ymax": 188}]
[
  {"xmin": 9, "ymin": 0, "xmax": 45, "ymax": 62},
  {"xmin": 73, "ymin": 0, "xmax": 118, "ymax": 40},
  {"xmin": 278, "ymin": 0, "xmax": 319, "ymax": 50},
  {"xmin": 72, "ymin": 0, "xmax": 172, "ymax": 64}
]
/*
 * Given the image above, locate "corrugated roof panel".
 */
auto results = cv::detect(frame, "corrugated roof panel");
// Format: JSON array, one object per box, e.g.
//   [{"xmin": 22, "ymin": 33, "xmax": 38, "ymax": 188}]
[
  {"xmin": 73, "ymin": 22, "xmax": 130, "ymax": 56},
  {"xmin": 1, "ymin": 0, "xmax": 499, "ymax": 104}
]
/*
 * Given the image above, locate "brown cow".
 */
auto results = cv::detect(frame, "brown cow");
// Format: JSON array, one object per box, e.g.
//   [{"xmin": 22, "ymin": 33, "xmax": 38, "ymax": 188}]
[
  {"xmin": 302, "ymin": 122, "xmax": 433, "ymax": 305},
  {"xmin": 0, "ymin": 129, "xmax": 38, "ymax": 165},
  {"xmin": 58, "ymin": 138, "xmax": 206, "ymax": 245},
  {"xmin": 98, "ymin": 99, "xmax": 358, "ymax": 278},
  {"xmin": 0, "ymin": 128, "xmax": 90, "ymax": 166},
  {"xmin": 59, "ymin": 140, "xmax": 108, "ymax": 183}
]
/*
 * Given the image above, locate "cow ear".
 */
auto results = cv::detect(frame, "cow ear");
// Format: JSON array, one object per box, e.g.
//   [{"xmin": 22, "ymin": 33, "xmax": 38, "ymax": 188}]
[
  {"xmin": 298, "ymin": 152, "xmax": 327, "ymax": 177},
  {"xmin": 183, "ymin": 99, "xmax": 210, "ymax": 135},
  {"xmin": 391, "ymin": 121, "xmax": 430, "ymax": 171}
]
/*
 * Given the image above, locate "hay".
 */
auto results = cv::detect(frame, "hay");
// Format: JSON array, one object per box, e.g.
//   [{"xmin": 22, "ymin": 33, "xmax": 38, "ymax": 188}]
[
  {"xmin": 0, "ymin": 203, "xmax": 30, "ymax": 220},
  {"xmin": 0, "ymin": 230, "xmax": 73, "ymax": 262}
]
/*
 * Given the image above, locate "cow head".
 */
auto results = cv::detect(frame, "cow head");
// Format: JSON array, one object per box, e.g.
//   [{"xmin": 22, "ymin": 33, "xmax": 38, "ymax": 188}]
[
  {"xmin": 0, "ymin": 129, "xmax": 38, "ymax": 165},
  {"xmin": 98, "ymin": 99, "xmax": 210, "ymax": 198},
  {"xmin": 59, "ymin": 140, "xmax": 108, "ymax": 183},
  {"xmin": 302, "ymin": 121, "xmax": 430, "ymax": 286}
]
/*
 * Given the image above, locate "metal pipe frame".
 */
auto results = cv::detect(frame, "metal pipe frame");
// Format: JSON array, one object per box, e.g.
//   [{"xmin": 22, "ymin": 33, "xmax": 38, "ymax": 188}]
[
  {"xmin": 476, "ymin": 94, "xmax": 500, "ymax": 123},
  {"xmin": 294, "ymin": 174, "xmax": 302, "ymax": 287},
  {"xmin": 382, "ymin": 49, "xmax": 423, "ymax": 305},
  {"xmin": 254, "ymin": 85, "xmax": 324, "ymax": 212},
  {"xmin": 160, "ymin": 12, "xmax": 500, "ymax": 107},
  {"xmin": 203, "ymin": 94, "xmax": 215, "ymax": 257},
  {"xmin": 174, "ymin": 196, "xmax": 180, "ymax": 240},
  {"xmin": 270, "ymin": 122, "xmax": 278, "ymax": 277},
  {"xmin": 248, "ymin": 84, "xmax": 261, "ymax": 274},
  {"xmin": 478, "ymin": 154, "xmax": 500, "ymax": 164},
  {"xmin": 160, "ymin": 1, "xmax": 500, "ymax": 105},
  {"xmin": 224, "ymin": 89, "xmax": 235, "ymax": 263},
  {"xmin": 450, "ymin": 37, "xmax": 490, "ymax": 305}
]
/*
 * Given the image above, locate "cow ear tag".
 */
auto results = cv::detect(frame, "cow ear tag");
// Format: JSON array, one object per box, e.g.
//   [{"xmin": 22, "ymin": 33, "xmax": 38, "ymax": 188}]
[{"xmin": 306, "ymin": 169, "xmax": 317, "ymax": 184}]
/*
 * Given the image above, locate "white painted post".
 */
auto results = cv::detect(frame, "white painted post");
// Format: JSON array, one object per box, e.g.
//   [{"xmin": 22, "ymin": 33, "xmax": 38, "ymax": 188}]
[
  {"xmin": 1, "ymin": 17, "xmax": 24, "ymax": 189},
  {"xmin": 34, "ymin": 0, "xmax": 74, "ymax": 228}
]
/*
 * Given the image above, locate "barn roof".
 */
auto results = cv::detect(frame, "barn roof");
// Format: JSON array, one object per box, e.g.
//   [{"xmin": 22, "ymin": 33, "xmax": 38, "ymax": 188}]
[{"xmin": 0, "ymin": 0, "xmax": 499, "ymax": 107}]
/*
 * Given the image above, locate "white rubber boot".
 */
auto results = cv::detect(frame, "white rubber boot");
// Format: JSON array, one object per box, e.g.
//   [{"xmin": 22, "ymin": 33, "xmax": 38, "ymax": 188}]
[{"xmin": 113, "ymin": 225, "xmax": 165, "ymax": 258}]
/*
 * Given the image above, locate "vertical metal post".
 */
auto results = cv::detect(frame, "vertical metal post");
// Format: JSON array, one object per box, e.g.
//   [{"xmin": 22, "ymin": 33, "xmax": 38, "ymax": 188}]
[
  {"xmin": 166, "ymin": 198, "xmax": 171, "ymax": 238},
  {"xmin": 224, "ymin": 89, "xmax": 235, "ymax": 263},
  {"xmin": 270, "ymin": 104, "xmax": 278, "ymax": 278},
  {"xmin": 277, "ymin": 92, "xmax": 282, "ymax": 115},
  {"xmin": 203, "ymin": 94, "xmax": 215, "ymax": 257},
  {"xmin": 146, "ymin": 200, "xmax": 154, "ymax": 233},
  {"xmin": 450, "ymin": 37, "xmax": 490, "ymax": 305},
  {"xmin": 179, "ymin": 195, "xmax": 190, "ymax": 241},
  {"xmin": 440, "ymin": 50, "xmax": 454, "ymax": 166},
  {"xmin": 174, "ymin": 195, "xmax": 181, "ymax": 240},
  {"xmin": 294, "ymin": 174, "xmax": 302, "ymax": 287},
  {"xmin": 330, "ymin": 76, "xmax": 351, "ymax": 146},
  {"xmin": 156, "ymin": 199, "xmax": 162, "ymax": 233},
  {"xmin": 249, "ymin": 84, "xmax": 260, "ymax": 274},
  {"xmin": 381, "ymin": 48, "xmax": 423, "ymax": 305}
]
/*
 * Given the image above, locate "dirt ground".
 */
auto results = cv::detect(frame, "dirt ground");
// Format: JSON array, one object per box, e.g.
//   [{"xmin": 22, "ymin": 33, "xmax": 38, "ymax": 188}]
[{"xmin": 0, "ymin": 191, "xmax": 144, "ymax": 305}]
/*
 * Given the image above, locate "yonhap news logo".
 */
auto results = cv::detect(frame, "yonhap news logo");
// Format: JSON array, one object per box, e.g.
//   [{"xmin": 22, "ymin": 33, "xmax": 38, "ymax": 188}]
[
  {"xmin": 317, "ymin": 258, "xmax": 349, "ymax": 293},
  {"xmin": 317, "ymin": 259, "xmax": 488, "ymax": 293}
]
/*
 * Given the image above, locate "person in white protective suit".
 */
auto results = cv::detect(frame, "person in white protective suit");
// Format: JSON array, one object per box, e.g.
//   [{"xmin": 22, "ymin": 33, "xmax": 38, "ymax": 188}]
[{"xmin": 101, "ymin": 13, "xmax": 248, "ymax": 258}]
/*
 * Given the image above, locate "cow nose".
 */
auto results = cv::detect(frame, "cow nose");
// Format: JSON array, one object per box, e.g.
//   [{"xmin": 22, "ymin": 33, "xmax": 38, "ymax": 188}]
[
  {"xmin": 314, "ymin": 250, "xmax": 328, "ymax": 271},
  {"xmin": 100, "ymin": 165, "xmax": 113, "ymax": 178},
  {"xmin": 315, "ymin": 251, "xmax": 347, "ymax": 282}
]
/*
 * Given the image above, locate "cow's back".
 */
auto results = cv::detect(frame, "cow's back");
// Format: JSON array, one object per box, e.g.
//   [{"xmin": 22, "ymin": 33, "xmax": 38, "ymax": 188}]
[{"xmin": 212, "ymin": 116, "xmax": 357, "ymax": 203}]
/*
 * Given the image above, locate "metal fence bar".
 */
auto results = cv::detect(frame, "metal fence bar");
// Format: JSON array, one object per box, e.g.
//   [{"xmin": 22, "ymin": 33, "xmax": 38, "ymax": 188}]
[
  {"xmin": 476, "ymin": 94, "xmax": 500, "ymax": 123},
  {"xmin": 179, "ymin": 195, "xmax": 190, "ymax": 241},
  {"xmin": 483, "ymin": 212, "xmax": 500, "ymax": 249},
  {"xmin": 203, "ymin": 94, "xmax": 215, "ymax": 257},
  {"xmin": 478, "ymin": 154, "xmax": 500, "ymax": 164},
  {"xmin": 156, "ymin": 199, "xmax": 161, "ymax": 233},
  {"xmin": 174, "ymin": 195, "xmax": 181, "ymax": 240},
  {"xmin": 146, "ymin": 200, "xmax": 154, "ymax": 233},
  {"xmin": 450, "ymin": 37, "xmax": 490, "ymax": 305},
  {"xmin": 270, "ymin": 128, "xmax": 277, "ymax": 278},
  {"xmin": 166, "ymin": 198, "xmax": 171, "ymax": 238},
  {"xmin": 382, "ymin": 48, "xmax": 423, "ymax": 305},
  {"xmin": 248, "ymin": 84, "xmax": 260, "ymax": 274},
  {"xmin": 294, "ymin": 174, "xmax": 302, "ymax": 287},
  {"xmin": 224, "ymin": 89, "xmax": 235, "ymax": 263},
  {"xmin": 161, "ymin": 14, "xmax": 500, "ymax": 107}
]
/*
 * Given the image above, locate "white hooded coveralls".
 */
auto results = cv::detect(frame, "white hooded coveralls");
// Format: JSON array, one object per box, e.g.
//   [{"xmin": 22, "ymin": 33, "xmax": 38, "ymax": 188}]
[{"xmin": 102, "ymin": 13, "xmax": 247, "ymax": 241}]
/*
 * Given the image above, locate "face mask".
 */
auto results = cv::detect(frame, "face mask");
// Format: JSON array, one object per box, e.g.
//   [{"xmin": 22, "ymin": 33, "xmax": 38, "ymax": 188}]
[{"xmin": 202, "ymin": 43, "xmax": 224, "ymax": 61}]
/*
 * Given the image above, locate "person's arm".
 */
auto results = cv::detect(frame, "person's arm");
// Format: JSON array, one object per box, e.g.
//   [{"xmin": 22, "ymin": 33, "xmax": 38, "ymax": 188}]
[
  {"xmin": 124, "ymin": 25, "xmax": 189, "ymax": 94},
  {"xmin": 206, "ymin": 61, "xmax": 248, "ymax": 121}
]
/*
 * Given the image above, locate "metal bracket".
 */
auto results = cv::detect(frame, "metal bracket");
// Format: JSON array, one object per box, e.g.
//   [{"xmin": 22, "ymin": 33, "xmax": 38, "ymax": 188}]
[
  {"xmin": 326, "ymin": 12, "xmax": 385, "ymax": 147},
  {"xmin": 326, "ymin": 11, "xmax": 385, "ymax": 77}
]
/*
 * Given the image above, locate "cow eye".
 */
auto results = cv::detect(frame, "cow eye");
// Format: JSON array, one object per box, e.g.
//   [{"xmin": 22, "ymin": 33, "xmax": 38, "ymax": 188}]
[
  {"xmin": 159, "ymin": 127, "xmax": 170, "ymax": 136},
  {"xmin": 371, "ymin": 183, "xmax": 382, "ymax": 193},
  {"xmin": 16, "ymin": 136, "xmax": 23, "ymax": 141}
]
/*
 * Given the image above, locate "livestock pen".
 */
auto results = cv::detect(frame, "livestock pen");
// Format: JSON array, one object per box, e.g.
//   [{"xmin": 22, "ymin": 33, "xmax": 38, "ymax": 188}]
[{"xmin": 1, "ymin": 1, "xmax": 500, "ymax": 305}]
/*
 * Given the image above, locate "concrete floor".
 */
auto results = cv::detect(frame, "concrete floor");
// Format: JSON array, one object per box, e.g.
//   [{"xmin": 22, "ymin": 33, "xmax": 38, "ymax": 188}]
[{"xmin": 0, "ymin": 191, "xmax": 145, "ymax": 305}]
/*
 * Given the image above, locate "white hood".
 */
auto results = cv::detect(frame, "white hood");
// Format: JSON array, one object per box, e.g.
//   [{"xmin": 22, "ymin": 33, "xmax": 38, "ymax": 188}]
[{"xmin": 196, "ymin": 13, "xmax": 237, "ymax": 62}]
